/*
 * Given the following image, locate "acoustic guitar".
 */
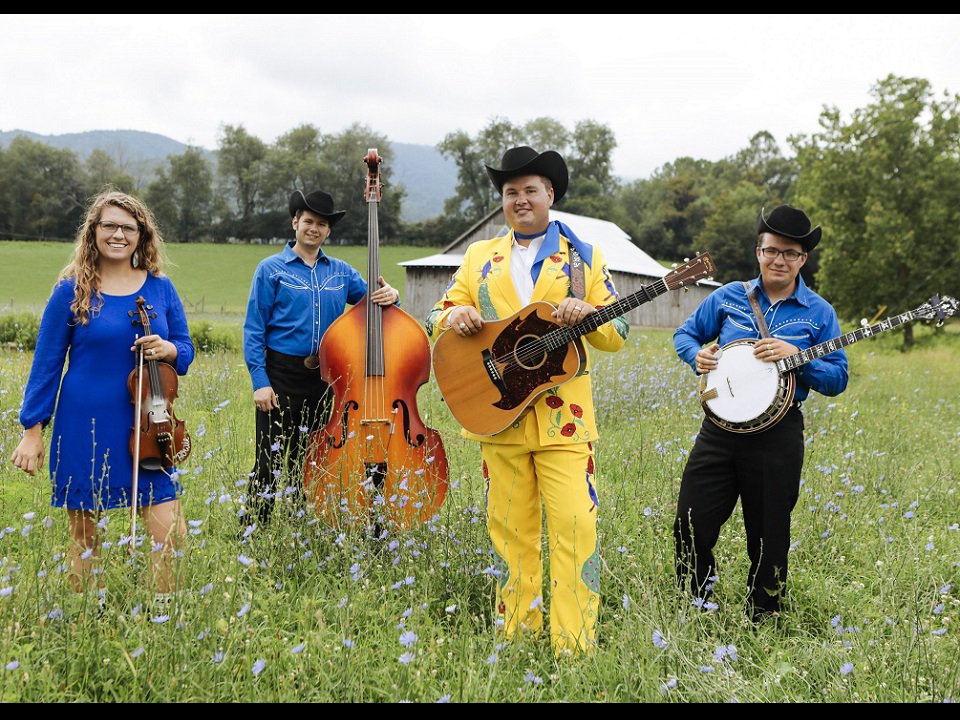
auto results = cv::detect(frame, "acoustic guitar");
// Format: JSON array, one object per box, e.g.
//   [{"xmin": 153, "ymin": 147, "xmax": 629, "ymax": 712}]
[{"xmin": 433, "ymin": 253, "xmax": 716, "ymax": 435}]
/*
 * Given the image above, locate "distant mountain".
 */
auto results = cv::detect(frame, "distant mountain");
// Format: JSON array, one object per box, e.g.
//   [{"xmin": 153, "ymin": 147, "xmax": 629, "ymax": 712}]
[
  {"xmin": 0, "ymin": 129, "xmax": 455, "ymax": 222},
  {"xmin": 390, "ymin": 142, "xmax": 457, "ymax": 222}
]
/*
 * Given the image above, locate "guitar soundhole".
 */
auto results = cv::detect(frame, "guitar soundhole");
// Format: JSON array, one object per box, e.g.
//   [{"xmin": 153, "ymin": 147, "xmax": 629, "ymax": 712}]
[{"xmin": 513, "ymin": 334, "xmax": 547, "ymax": 371}]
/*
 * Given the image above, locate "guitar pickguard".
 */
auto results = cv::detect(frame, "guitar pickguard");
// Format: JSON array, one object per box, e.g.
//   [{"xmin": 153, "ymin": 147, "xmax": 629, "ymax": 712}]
[{"xmin": 490, "ymin": 312, "xmax": 569, "ymax": 411}]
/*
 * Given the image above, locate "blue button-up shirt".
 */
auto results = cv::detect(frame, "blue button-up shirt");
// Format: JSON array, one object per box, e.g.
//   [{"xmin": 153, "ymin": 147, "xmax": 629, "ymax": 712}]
[
  {"xmin": 674, "ymin": 274, "xmax": 848, "ymax": 402},
  {"xmin": 243, "ymin": 242, "xmax": 367, "ymax": 391}
]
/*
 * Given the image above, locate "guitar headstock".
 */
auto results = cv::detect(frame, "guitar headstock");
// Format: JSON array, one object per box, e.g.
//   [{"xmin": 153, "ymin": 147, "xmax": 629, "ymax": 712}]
[
  {"xmin": 664, "ymin": 252, "xmax": 717, "ymax": 291},
  {"xmin": 914, "ymin": 295, "xmax": 958, "ymax": 326}
]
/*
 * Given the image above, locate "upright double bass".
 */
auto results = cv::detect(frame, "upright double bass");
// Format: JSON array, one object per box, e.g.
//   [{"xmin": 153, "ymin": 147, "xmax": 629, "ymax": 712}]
[{"xmin": 304, "ymin": 149, "xmax": 448, "ymax": 529}]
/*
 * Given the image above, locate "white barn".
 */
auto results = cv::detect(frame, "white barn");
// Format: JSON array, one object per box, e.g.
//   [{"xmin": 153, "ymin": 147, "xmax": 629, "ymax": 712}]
[{"xmin": 400, "ymin": 207, "xmax": 717, "ymax": 328}]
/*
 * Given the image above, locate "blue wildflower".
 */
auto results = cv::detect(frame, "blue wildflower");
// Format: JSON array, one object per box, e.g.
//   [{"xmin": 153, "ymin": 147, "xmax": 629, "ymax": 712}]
[
  {"xmin": 399, "ymin": 652, "xmax": 415, "ymax": 665},
  {"xmin": 840, "ymin": 662, "xmax": 854, "ymax": 675},
  {"xmin": 131, "ymin": 647, "xmax": 145, "ymax": 658},
  {"xmin": 660, "ymin": 678, "xmax": 677, "ymax": 694},
  {"xmin": 291, "ymin": 643, "xmax": 305, "ymax": 654},
  {"xmin": 523, "ymin": 670, "xmax": 543, "ymax": 684},
  {"xmin": 6, "ymin": 660, "xmax": 19, "ymax": 671},
  {"xmin": 252, "ymin": 658, "xmax": 266, "ymax": 676},
  {"xmin": 652, "ymin": 629, "xmax": 667, "ymax": 650},
  {"xmin": 399, "ymin": 630, "xmax": 418, "ymax": 648}
]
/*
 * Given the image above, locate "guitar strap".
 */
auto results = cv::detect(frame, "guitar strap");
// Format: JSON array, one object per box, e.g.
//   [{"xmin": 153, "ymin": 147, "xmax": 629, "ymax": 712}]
[
  {"xmin": 569, "ymin": 245, "xmax": 586, "ymax": 300},
  {"xmin": 743, "ymin": 282, "xmax": 772, "ymax": 338}
]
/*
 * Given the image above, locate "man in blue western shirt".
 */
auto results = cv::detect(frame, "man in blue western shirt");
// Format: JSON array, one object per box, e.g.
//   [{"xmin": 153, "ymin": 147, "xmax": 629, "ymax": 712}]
[
  {"xmin": 673, "ymin": 205, "xmax": 848, "ymax": 619},
  {"xmin": 242, "ymin": 189, "xmax": 399, "ymax": 529}
]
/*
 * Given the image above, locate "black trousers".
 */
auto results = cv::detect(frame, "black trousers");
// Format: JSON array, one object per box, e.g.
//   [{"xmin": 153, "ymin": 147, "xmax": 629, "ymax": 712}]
[
  {"xmin": 247, "ymin": 350, "xmax": 331, "ymax": 526},
  {"xmin": 674, "ymin": 405, "xmax": 804, "ymax": 613}
]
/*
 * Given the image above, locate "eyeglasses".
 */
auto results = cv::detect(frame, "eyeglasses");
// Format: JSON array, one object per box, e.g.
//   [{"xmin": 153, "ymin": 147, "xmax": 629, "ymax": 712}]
[
  {"xmin": 759, "ymin": 247, "xmax": 806, "ymax": 262},
  {"xmin": 98, "ymin": 221, "xmax": 140, "ymax": 237}
]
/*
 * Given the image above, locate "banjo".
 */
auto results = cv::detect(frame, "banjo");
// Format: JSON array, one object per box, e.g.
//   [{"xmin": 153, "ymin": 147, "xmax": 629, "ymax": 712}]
[{"xmin": 699, "ymin": 294, "xmax": 957, "ymax": 433}]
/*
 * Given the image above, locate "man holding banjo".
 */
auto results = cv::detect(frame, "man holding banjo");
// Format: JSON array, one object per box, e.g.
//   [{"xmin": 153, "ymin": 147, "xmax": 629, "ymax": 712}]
[{"xmin": 673, "ymin": 204, "xmax": 848, "ymax": 620}]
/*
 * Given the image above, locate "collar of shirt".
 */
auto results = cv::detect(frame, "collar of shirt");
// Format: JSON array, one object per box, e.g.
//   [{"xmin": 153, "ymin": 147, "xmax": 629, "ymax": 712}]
[
  {"xmin": 510, "ymin": 233, "xmax": 545, "ymax": 307},
  {"xmin": 745, "ymin": 273, "xmax": 813, "ymax": 309},
  {"xmin": 281, "ymin": 240, "xmax": 331, "ymax": 267}
]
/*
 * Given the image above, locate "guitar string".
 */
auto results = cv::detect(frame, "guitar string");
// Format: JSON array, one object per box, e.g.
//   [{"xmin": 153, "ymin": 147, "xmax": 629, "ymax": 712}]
[{"xmin": 490, "ymin": 280, "xmax": 666, "ymax": 374}]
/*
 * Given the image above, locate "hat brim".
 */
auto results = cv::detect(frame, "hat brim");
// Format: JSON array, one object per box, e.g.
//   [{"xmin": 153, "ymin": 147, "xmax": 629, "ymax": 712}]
[
  {"xmin": 485, "ymin": 150, "xmax": 568, "ymax": 203},
  {"xmin": 289, "ymin": 191, "xmax": 346, "ymax": 226}
]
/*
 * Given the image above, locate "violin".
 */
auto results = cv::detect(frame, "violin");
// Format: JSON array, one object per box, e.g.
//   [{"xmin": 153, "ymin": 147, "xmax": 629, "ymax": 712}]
[
  {"xmin": 304, "ymin": 149, "xmax": 448, "ymax": 529},
  {"xmin": 128, "ymin": 296, "xmax": 191, "ymax": 471}
]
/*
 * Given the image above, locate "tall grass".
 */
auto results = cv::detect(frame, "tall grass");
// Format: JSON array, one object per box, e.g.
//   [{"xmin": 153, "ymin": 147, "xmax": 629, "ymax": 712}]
[{"xmin": 0, "ymin": 327, "xmax": 957, "ymax": 701}]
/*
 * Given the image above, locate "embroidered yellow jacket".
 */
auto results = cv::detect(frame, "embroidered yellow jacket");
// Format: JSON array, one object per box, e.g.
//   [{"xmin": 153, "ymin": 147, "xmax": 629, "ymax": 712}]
[{"xmin": 426, "ymin": 228, "xmax": 628, "ymax": 445}]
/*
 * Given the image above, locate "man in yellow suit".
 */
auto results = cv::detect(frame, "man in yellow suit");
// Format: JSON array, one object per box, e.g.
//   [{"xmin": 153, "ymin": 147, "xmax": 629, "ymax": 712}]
[{"xmin": 426, "ymin": 147, "xmax": 628, "ymax": 655}]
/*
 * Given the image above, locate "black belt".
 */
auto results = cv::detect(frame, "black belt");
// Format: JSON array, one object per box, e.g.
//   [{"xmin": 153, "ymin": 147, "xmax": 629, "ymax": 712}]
[{"xmin": 266, "ymin": 348, "xmax": 320, "ymax": 370}]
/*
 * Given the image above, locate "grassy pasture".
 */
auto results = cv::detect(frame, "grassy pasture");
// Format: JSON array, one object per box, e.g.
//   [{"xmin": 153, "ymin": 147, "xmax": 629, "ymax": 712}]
[
  {"xmin": 0, "ymin": 317, "xmax": 957, "ymax": 701},
  {"xmin": 0, "ymin": 241, "xmax": 428, "ymax": 318}
]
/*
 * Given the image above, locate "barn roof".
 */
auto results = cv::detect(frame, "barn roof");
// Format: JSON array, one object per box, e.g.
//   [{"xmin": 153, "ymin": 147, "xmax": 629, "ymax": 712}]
[{"xmin": 400, "ymin": 208, "xmax": 671, "ymax": 278}]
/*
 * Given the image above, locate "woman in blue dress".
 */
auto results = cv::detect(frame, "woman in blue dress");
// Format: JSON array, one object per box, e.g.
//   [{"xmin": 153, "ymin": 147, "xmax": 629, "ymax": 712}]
[{"xmin": 11, "ymin": 190, "xmax": 194, "ymax": 603}]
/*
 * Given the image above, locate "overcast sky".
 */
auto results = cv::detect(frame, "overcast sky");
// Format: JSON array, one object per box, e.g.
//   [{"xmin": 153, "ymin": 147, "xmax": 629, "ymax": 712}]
[{"xmin": 2, "ymin": 14, "xmax": 958, "ymax": 179}]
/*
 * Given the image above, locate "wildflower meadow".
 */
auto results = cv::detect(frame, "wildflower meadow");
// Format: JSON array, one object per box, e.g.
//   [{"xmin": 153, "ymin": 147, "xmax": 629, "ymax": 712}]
[{"xmin": 0, "ymin": 325, "xmax": 957, "ymax": 702}]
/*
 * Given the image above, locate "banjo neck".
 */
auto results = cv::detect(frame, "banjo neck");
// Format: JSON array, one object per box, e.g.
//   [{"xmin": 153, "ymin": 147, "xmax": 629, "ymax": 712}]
[{"xmin": 776, "ymin": 309, "xmax": 918, "ymax": 372}]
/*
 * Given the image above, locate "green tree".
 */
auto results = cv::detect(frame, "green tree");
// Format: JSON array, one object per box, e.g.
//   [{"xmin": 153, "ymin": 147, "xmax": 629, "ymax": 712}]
[
  {"xmin": 84, "ymin": 149, "xmax": 136, "ymax": 195},
  {"xmin": 439, "ymin": 117, "xmax": 520, "ymax": 222},
  {"xmin": 145, "ymin": 147, "xmax": 214, "ymax": 243},
  {"xmin": 792, "ymin": 75, "xmax": 960, "ymax": 344},
  {"xmin": 619, "ymin": 157, "xmax": 714, "ymax": 260},
  {"xmin": 0, "ymin": 136, "xmax": 85, "ymax": 240},
  {"xmin": 695, "ymin": 181, "xmax": 768, "ymax": 283},
  {"xmin": 317, "ymin": 123, "xmax": 404, "ymax": 245},
  {"xmin": 216, "ymin": 124, "xmax": 268, "ymax": 239},
  {"xmin": 439, "ymin": 117, "xmax": 620, "ymax": 224}
]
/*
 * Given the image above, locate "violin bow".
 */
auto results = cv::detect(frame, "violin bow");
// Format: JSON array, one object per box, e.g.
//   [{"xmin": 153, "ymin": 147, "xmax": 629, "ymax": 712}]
[{"xmin": 130, "ymin": 334, "xmax": 144, "ymax": 547}]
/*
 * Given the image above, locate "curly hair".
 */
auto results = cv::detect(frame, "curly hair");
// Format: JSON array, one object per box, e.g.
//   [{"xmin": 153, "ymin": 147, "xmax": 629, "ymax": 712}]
[{"xmin": 58, "ymin": 190, "xmax": 167, "ymax": 325}]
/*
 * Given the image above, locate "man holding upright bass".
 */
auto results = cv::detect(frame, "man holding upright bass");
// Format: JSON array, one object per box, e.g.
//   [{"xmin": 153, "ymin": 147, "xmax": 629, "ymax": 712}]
[
  {"xmin": 242, "ymin": 189, "xmax": 399, "ymax": 531},
  {"xmin": 673, "ymin": 205, "xmax": 848, "ymax": 619}
]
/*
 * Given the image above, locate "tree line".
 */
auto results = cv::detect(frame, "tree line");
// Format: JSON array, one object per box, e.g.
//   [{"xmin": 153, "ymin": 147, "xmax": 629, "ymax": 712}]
[{"xmin": 1, "ymin": 75, "xmax": 957, "ymax": 331}]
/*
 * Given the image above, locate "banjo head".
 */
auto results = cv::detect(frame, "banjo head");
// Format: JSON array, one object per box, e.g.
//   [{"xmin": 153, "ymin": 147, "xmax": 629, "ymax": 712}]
[{"xmin": 700, "ymin": 340, "xmax": 783, "ymax": 424}]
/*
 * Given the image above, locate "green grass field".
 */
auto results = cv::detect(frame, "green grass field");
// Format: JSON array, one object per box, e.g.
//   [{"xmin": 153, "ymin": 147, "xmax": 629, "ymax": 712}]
[
  {"xmin": 0, "ymin": 321, "xmax": 957, "ymax": 701},
  {"xmin": 0, "ymin": 241, "xmax": 430, "ymax": 317}
]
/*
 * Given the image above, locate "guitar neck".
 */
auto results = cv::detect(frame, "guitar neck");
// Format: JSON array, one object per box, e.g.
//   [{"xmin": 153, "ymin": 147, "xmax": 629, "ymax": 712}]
[
  {"xmin": 542, "ymin": 278, "xmax": 668, "ymax": 351},
  {"xmin": 778, "ymin": 309, "xmax": 917, "ymax": 371}
]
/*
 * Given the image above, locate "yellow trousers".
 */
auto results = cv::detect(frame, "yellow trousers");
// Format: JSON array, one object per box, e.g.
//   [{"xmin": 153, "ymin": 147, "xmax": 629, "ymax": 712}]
[{"xmin": 481, "ymin": 413, "xmax": 601, "ymax": 655}]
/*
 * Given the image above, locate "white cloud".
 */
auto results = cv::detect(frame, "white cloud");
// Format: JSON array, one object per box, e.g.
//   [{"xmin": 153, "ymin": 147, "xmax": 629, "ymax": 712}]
[{"xmin": 2, "ymin": 14, "xmax": 958, "ymax": 178}]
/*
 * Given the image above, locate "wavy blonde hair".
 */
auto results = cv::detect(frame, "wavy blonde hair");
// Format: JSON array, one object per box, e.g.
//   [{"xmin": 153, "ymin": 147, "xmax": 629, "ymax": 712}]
[{"xmin": 58, "ymin": 190, "xmax": 166, "ymax": 324}]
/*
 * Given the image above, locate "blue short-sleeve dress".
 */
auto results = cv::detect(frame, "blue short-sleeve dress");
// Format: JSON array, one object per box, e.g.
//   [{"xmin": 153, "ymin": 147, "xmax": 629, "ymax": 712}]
[{"xmin": 19, "ymin": 273, "xmax": 195, "ymax": 510}]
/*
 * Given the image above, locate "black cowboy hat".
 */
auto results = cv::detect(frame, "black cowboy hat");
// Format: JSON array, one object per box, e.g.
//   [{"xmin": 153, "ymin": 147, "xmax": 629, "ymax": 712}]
[
  {"xmin": 289, "ymin": 189, "xmax": 346, "ymax": 226},
  {"xmin": 485, "ymin": 146, "xmax": 569, "ymax": 202},
  {"xmin": 757, "ymin": 205, "xmax": 821, "ymax": 251}
]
